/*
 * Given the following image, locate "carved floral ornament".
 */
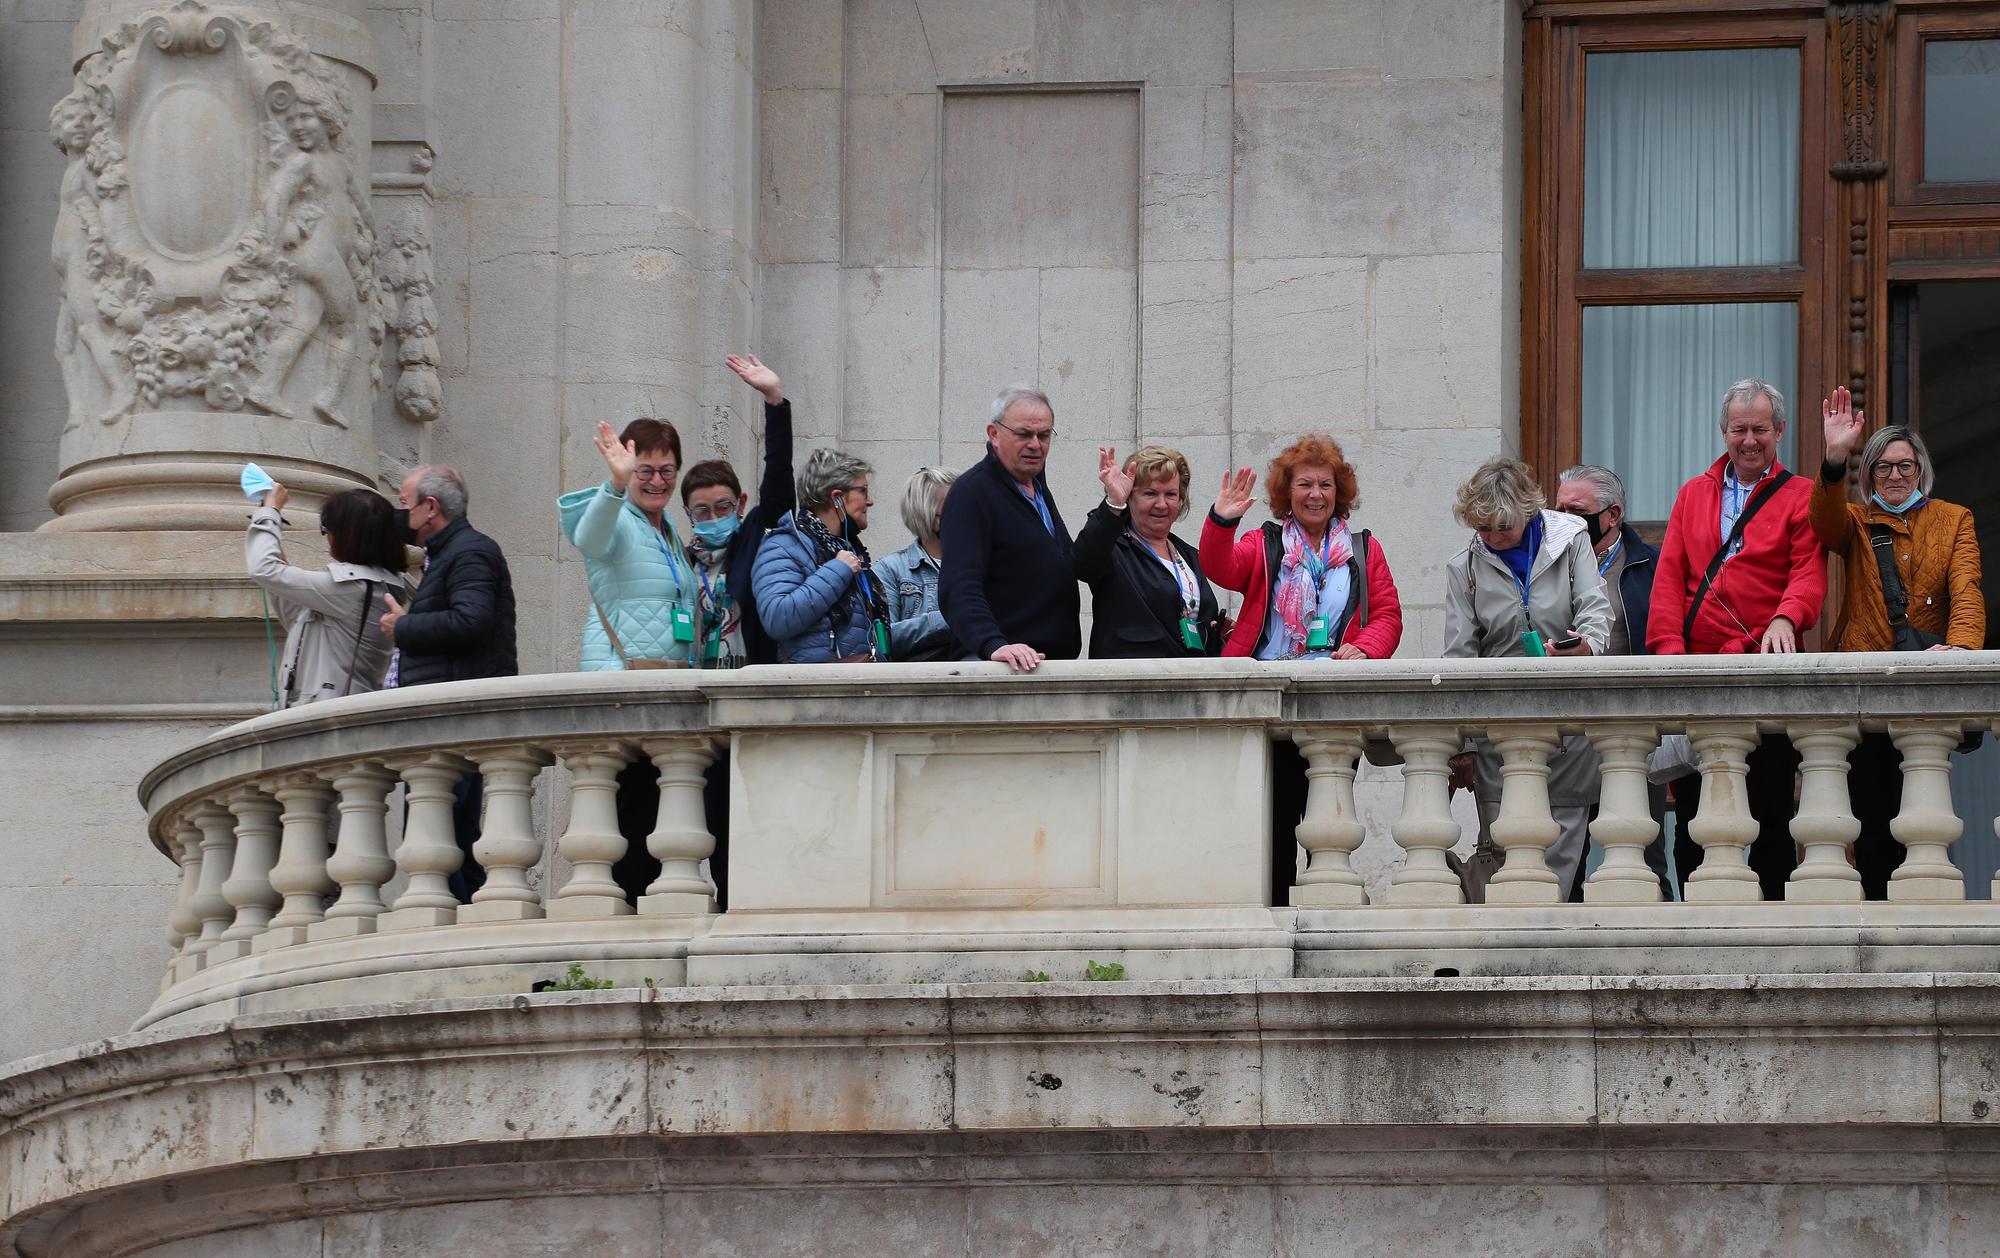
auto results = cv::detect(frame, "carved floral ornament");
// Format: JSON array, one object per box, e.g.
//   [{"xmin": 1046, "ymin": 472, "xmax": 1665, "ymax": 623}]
[{"xmin": 49, "ymin": 0, "xmax": 392, "ymax": 430}]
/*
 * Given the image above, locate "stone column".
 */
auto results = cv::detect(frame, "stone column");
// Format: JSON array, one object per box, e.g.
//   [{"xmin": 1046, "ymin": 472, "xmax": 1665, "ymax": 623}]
[
  {"xmin": 258, "ymin": 773, "xmax": 336, "ymax": 949},
  {"xmin": 1683, "ymin": 724, "xmax": 1762, "ymax": 904},
  {"xmin": 1786, "ymin": 722, "xmax": 1862, "ymax": 903},
  {"xmin": 638, "ymin": 737, "xmax": 719, "ymax": 917},
  {"xmin": 460, "ymin": 745, "xmax": 557, "ymax": 924},
  {"xmin": 1887, "ymin": 722, "xmax": 1967, "ymax": 902},
  {"xmin": 44, "ymin": 0, "xmax": 385, "ymax": 531},
  {"xmin": 312, "ymin": 761, "xmax": 396, "ymax": 940},
  {"xmin": 1289, "ymin": 731, "xmax": 1368, "ymax": 908},
  {"xmin": 380, "ymin": 752, "xmax": 471, "ymax": 931},
  {"xmin": 1483, "ymin": 726, "xmax": 1563, "ymax": 906},
  {"xmin": 1583, "ymin": 726, "xmax": 1662, "ymax": 904},
  {"xmin": 1384, "ymin": 729, "xmax": 1465, "ymax": 906},
  {"xmin": 550, "ymin": 742, "xmax": 637, "ymax": 920}
]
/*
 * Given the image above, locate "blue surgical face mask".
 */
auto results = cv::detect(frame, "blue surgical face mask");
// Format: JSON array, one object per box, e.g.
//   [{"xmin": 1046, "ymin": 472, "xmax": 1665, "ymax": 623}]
[
  {"xmin": 1871, "ymin": 492, "xmax": 1926, "ymax": 516},
  {"xmin": 692, "ymin": 515, "xmax": 740, "ymax": 547}
]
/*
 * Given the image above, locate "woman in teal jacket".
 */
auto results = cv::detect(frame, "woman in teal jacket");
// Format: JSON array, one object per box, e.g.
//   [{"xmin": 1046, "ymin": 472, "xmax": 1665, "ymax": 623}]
[{"xmin": 558, "ymin": 416, "xmax": 695, "ymax": 669}]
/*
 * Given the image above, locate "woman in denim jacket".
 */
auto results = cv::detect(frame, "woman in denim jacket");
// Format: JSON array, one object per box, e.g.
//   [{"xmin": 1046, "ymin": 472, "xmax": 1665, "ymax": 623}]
[{"xmin": 872, "ymin": 467, "xmax": 959, "ymax": 661}]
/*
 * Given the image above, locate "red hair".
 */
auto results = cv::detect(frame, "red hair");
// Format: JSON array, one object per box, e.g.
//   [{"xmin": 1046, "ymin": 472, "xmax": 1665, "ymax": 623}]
[{"xmin": 1265, "ymin": 434, "xmax": 1360, "ymax": 521}]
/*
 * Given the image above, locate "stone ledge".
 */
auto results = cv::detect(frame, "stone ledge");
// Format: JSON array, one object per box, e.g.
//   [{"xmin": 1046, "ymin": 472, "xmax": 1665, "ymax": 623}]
[{"xmin": 6, "ymin": 973, "xmax": 2000, "ymax": 1241}]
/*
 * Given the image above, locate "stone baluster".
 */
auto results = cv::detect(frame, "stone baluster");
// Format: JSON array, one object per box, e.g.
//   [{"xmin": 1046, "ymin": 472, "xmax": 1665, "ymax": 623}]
[
  {"xmin": 256, "ymin": 774, "xmax": 338, "ymax": 950},
  {"xmin": 211, "ymin": 785, "xmax": 283, "ymax": 961},
  {"xmin": 1887, "ymin": 721, "xmax": 1967, "ymax": 902},
  {"xmin": 639, "ymin": 737, "xmax": 720, "ymax": 916},
  {"xmin": 550, "ymin": 742, "xmax": 637, "ymax": 920},
  {"xmin": 165, "ymin": 812, "xmax": 205, "ymax": 955},
  {"xmin": 1290, "ymin": 730, "xmax": 1369, "ymax": 907},
  {"xmin": 380, "ymin": 752, "xmax": 474, "ymax": 931},
  {"xmin": 173, "ymin": 801, "xmax": 238, "ymax": 984},
  {"xmin": 1483, "ymin": 725, "xmax": 1563, "ymax": 905},
  {"xmin": 1384, "ymin": 728, "xmax": 1464, "ymax": 905},
  {"xmin": 1682, "ymin": 724, "xmax": 1762, "ymax": 904},
  {"xmin": 312, "ymin": 762, "xmax": 399, "ymax": 940},
  {"xmin": 461, "ymin": 745, "xmax": 558, "ymax": 924},
  {"xmin": 1583, "ymin": 725, "xmax": 1662, "ymax": 904},
  {"xmin": 1786, "ymin": 722, "xmax": 1862, "ymax": 902}
]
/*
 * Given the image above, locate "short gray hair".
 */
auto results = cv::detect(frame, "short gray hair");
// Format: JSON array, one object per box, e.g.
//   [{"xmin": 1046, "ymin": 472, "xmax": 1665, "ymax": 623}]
[
  {"xmin": 1453, "ymin": 457, "xmax": 1546, "ymax": 531},
  {"xmin": 797, "ymin": 447, "xmax": 874, "ymax": 514},
  {"xmin": 1558, "ymin": 464, "xmax": 1625, "ymax": 513},
  {"xmin": 989, "ymin": 385, "xmax": 1054, "ymax": 428},
  {"xmin": 409, "ymin": 464, "xmax": 468, "ymax": 521},
  {"xmin": 899, "ymin": 465, "xmax": 957, "ymax": 544},
  {"xmin": 1720, "ymin": 378, "xmax": 1788, "ymax": 429},
  {"xmin": 1859, "ymin": 424, "xmax": 1935, "ymax": 498}
]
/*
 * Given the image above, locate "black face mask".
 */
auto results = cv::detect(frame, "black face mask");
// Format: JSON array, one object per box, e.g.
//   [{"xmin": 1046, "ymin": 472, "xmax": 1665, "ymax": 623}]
[
  {"xmin": 1569, "ymin": 507, "xmax": 1610, "ymax": 546},
  {"xmin": 394, "ymin": 508, "xmax": 419, "ymax": 545}
]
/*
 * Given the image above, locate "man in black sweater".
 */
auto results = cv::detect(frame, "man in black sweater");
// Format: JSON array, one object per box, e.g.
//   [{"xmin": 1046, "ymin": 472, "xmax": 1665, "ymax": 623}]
[
  {"xmin": 381, "ymin": 463, "xmax": 517, "ymax": 900},
  {"xmin": 939, "ymin": 385, "xmax": 1081, "ymax": 671}
]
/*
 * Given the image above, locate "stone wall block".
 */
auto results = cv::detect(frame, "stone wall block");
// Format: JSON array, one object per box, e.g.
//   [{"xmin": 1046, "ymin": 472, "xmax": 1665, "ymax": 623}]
[
  {"xmin": 759, "ymin": 0, "xmax": 844, "ymax": 90},
  {"xmin": 917, "ymin": 0, "xmax": 1036, "ymax": 84},
  {"xmin": 1140, "ymin": 259, "xmax": 1231, "ymax": 437},
  {"xmin": 840, "ymin": 266, "xmax": 940, "ymax": 445},
  {"xmin": 1233, "ymin": 0, "xmax": 1388, "ymax": 76},
  {"xmin": 941, "ymin": 90, "xmax": 1139, "ymax": 272},
  {"xmin": 1037, "ymin": 267, "xmax": 1138, "ymax": 444},
  {"xmin": 1372, "ymin": 253, "xmax": 1504, "ymax": 430},
  {"xmin": 563, "ymin": 207, "xmax": 703, "ymax": 385},
  {"xmin": 941, "ymin": 267, "xmax": 1040, "ymax": 436},
  {"xmin": 562, "ymin": 25, "xmax": 689, "ymax": 208},
  {"xmin": 428, "ymin": 199, "xmax": 472, "ymax": 380},
  {"xmin": 1277, "ymin": 1183, "xmax": 1609, "ymax": 1255},
  {"xmin": 760, "ymin": 89, "xmax": 843, "ymax": 264},
  {"xmin": 1230, "ymin": 257, "xmax": 1368, "ymax": 424},
  {"xmin": 1233, "ymin": 79, "xmax": 1505, "ymax": 260},
  {"xmin": 466, "ymin": 198, "xmax": 560, "ymax": 379},
  {"xmin": 1033, "ymin": 0, "xmax": 1139, "ymax": 84},
  {"xmin": 1142, "ymin": 86, "xmax": 1231, "ymax": 263},
  {"xmin": 431, "ymin": 15, "xmax": 561, "ymax": 199},
  {"xmin": 757, "ymin": 263, "xmax": 844, "ymax": 441},
  {"xmin": 1384, "ymin": 0, "xmax": 1510, "ymax": 81},
  {"xmin": 845, "ymin": 0, "xmax": 937, "ymax": 93},
  {"xmin": 843, "ymin": 93, "xmax": 939, "ymax": 269}
]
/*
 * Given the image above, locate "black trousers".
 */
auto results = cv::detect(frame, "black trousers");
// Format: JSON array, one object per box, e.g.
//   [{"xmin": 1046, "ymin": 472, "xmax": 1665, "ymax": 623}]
[
  {"xmin": 612, "ymin": 750, "xmax": 731, "ymax": 909},
  {"xmin": 1849, "ymin": 731, "xmax": 1906, "ymax": 901},
  {"xmin": 1667, "ymin": 732, "xmax": 1801, "ymax": 901},
  {"xmin": 445, "ymin": 773, "xmax": 486, "ymax": 903}
]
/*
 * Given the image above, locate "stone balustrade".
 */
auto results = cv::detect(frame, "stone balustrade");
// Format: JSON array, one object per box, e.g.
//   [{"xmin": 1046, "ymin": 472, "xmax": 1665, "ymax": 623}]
[{"xmin": 135, "ymin": 655, "xmax": 2000, "ymax": 1028}]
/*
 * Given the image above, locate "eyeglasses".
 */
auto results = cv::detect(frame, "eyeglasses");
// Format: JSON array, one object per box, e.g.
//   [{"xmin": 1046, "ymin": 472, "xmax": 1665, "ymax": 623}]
[
  {"xmin": 994, "ymin": 421, "xmax": 1057, "ymax": 445},
  {"xmin": 633, "ymin": 465, "xmax": 678, "ymax": 483},
  {"xmin": 1724, "ymin": 426, "xmax": 1777, "ymax": 440},
  {"xmin": 688, "ymin": 498, "xmax": 739, "ymax": 522},
  {"xmin": 839, "ymin": 484, "xmax": 874, "ymax": 503},
  {"xmin": 1872, "ymin": 460, "xmax": 1919, "ymax": 479}
]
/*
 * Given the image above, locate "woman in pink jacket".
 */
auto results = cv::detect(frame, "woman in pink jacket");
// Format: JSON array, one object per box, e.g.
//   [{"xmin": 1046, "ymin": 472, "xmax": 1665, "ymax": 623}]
[
  {"xmin": 1199, "ymin": 434, "xmax": 1403, "ymax": 905},
  {"xmin": 1199, "ymin": 434, "xmax": 1403, "ymax": 661}
]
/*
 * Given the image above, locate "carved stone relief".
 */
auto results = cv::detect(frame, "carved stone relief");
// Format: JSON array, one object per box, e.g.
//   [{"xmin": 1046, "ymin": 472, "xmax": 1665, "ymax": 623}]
[
  {"xmin": 379, "ymin": 147, "xmax": 443, "ymax": 425},
  {"xmin": 49, "ymin": 0, "xmax": 387, "ymax": 432}
]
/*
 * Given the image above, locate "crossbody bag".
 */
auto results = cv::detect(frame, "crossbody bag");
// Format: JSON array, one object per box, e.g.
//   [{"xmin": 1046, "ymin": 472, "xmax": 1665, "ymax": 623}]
[
  {"xmin": 1682, "ymin": 470, "xmax": 1793, "ymax": 643},
  {"xmin": 1867, "ymin": 523, "xmax": 1946, "ymax": 652}
]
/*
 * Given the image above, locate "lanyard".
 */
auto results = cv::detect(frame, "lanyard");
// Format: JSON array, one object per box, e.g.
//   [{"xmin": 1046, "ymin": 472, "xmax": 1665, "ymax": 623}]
[
  {"xmin": 1300, "ymin": 531, "xmax": 1335, "ymax": 591},
  {"xmin": 1151, "ymin": 542, "xmax": 1200, "ymax": 613},
  {"xmin": 652, "ymin": 522, "xmax": 683, "ymax": 586},
  {"xmin": 696, "ymin": 559, "xmax": 726, "ymax": 611},
  {"xmin": 1596, "ymin": 536, "xmax": 1622, "ymax": 578}
]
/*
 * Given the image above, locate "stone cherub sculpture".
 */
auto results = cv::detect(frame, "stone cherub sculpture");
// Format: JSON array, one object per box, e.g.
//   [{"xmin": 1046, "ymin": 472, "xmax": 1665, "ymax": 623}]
[{"xmin": 49, "ymin": 85, "xmax": 140, "ymax": 426}]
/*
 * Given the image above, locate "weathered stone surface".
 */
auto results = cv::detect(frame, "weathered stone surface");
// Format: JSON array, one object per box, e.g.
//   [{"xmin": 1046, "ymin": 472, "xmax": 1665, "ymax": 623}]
[
  {"xmin": 1373, "ymin": 253, "xmax": 1506, "ymax": 430},
  {"xmin": 1231, "ymin": 257, "xmax": 1369, "ymax": 423}
]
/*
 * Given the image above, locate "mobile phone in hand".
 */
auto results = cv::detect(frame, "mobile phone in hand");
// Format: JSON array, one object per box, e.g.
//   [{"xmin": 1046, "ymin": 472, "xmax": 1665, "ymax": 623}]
[{"xmin": 1550, "ymin": 634, "xmax": 1583, "ymax": 652}]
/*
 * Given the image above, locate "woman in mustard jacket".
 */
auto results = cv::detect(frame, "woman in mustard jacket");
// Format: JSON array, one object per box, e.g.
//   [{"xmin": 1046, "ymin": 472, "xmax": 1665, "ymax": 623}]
[{"xmin": 1814, "ymin": 387, "xmax": 1985, "ymax": 897}]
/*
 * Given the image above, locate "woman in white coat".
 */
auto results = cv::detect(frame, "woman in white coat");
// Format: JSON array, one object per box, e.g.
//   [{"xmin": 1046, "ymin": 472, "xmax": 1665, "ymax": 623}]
[{"xmin": 246, "ymin": 482, "xmax": 413, "ymax": 708}]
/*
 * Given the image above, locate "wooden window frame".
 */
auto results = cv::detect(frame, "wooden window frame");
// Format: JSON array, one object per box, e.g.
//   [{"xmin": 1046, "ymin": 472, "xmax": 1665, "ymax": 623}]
[
  {"xmin": 1893, "ymin": 9, "xmax": 2000, "ymax": 206},
  {"xmin": 1525, "ymin": 9, "xmax": 1835, "ymax": 519}
]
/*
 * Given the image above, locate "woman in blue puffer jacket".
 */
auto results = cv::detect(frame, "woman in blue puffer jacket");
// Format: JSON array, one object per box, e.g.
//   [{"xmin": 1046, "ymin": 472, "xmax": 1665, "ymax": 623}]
[
  {"xmin": 752, "ymin": 448, "xmax": 891, "ymax": 663},
  {"xmin": 558, "ymin": 416, "xmax": 695, "ymax": 669}
]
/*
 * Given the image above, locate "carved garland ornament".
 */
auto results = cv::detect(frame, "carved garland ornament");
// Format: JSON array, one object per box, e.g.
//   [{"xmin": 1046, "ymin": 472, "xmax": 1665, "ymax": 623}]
[{"xmin": 49, "ymin": 0, "xmax": 387, "ymax": 429}]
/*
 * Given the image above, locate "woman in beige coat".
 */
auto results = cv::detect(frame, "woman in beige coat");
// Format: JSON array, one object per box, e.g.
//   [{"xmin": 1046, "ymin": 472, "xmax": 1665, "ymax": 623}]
[
  {"xmin": 246, "ymin": 483, "xmax": 413, "ymax": 709},
  {"xmin": 1443, "ymin": 457, "xmax": 1613, "ymax": 900}
]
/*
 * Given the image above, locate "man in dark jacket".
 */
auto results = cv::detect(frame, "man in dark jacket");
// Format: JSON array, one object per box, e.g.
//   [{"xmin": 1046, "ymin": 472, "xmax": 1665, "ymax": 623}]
[
  {"xmin": 939, "ymin": 385, "xmax": 1081, "ymax": 671},
  {"xmin": 382, "ymin": 463, "xmax": 518, "ymax": 899},
  {"xmin": 1558, "ymin": 464, "xmax": 1677, "ymax": 901}
]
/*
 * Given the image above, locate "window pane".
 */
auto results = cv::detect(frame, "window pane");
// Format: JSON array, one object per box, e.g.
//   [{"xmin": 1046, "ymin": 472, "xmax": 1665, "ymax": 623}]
[
  {"xmin": 1584, "ymin": 48, "xmax": 1800, "ymax": 268},
  {"xmin": 1925, "ymin": 39, "xmax": 2000, "ymax": 183},
  {"xmin": 1581, "ymin": 302, "xmax": 1798, "ymax": 521}
]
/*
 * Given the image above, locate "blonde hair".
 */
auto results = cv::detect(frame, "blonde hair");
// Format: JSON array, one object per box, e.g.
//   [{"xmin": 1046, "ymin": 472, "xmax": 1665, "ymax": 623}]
[
  {"xmin": 1124, "ymin": 446, "xmax": 1194, "ymax": 521},
  {"xmin": 899, "ymin": 466, "xmax": 958, "ymax": 544},
  {"xmin": 1453, "ymin": 457, "xmax": 1545, "ymax": 531}
]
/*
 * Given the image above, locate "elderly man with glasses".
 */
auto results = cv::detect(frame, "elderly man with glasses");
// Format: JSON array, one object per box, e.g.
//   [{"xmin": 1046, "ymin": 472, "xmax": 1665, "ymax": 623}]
[
  {"xmin": 1648, "ymin": 377, "xmax": 1826, "ymax": 900},
  {"xmin": 939, "ymin": 385, "xmax": 1081, "ymax": 672}
]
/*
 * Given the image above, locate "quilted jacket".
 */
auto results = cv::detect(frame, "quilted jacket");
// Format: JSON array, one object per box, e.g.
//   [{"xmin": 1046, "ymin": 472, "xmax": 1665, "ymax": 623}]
[
  {"xmin": 558, "ymin": 481, "xmax": 695, "ymax": 669},
  {"xmin": 1808, "ymin": 467, "xmax": 1984, "ymax": 651},
  {"xmin": 751, "ymin": 511, "xmax": 877, "ymax": 663}
]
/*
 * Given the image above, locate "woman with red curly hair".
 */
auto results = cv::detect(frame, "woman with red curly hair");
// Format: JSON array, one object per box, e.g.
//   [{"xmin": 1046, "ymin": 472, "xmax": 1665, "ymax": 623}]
[{"xmin": 1199, "ymin": 435, "xmax": 1402, "ymax": 661}]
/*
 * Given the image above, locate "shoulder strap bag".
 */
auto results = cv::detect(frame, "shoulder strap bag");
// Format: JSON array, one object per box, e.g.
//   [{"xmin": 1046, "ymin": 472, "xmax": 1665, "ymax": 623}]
[
  {"xmin": 335, "ymin": 580, "xmax": 379, "ymax": 699},
  {"xmin": 1868, "ymin": 523, "xmax": 1946, "ymax": 652},
  {"xmin": 590, "ymin": 593, "xmax": 687, "ymax": 670},
  {"xmin": 1682, "ymin": 470, "xmax": 1794, "ymax": 642}
]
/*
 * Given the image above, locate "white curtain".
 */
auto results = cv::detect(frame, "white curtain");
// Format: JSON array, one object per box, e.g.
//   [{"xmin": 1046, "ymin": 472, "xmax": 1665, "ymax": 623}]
[
  {"xmin": 1584, "ymin": 48, "xmax": 1799, "ymax": 267},
  {"xmin": 1926, "ymin": 38, "xmax": 2000, "ymax": 184},
  {"xmin": 1582, "ymin": 303, "xmax": 1797, "ymax": 521},
  {"xmin": 1580, "ymin": 48, "xmax": 1802, "ymax": 520}
]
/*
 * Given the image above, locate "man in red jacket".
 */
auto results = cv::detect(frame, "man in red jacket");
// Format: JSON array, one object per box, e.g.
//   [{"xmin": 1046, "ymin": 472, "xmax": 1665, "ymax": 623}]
[{"xmin": 1647, "ymin": 378, "xmax": 1825, "ymax": 899}]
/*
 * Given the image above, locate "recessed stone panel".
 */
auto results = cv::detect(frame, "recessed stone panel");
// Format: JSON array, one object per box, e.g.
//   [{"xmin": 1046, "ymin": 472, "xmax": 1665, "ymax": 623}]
[{"xmin": 941, "ymin": 90, "xmax": 1139, "ymax": 271}]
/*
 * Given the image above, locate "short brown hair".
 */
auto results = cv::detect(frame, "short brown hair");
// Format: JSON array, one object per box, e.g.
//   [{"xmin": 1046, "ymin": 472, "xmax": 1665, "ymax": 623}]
[
  {"xmin": 1124, "ymin": 446, "xmax": 1194, "ymax": 521},
  {"xmin": 679, "ymin": 459, "xmax": 741, "ymax": 505},
  {"xmin": 1265, "ymin": 435, "xmax": 1359, "ymax": 522},
  {"xmin": 619, "ymin": 418, "xmax": 682, "ymax": 463}
]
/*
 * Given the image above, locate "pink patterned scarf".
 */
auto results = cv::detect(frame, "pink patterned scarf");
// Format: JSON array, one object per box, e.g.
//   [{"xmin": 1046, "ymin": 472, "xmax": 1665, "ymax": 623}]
[{"xmin": 1269, "ymin": 517, "xmax": 1352, "ymax": 656}]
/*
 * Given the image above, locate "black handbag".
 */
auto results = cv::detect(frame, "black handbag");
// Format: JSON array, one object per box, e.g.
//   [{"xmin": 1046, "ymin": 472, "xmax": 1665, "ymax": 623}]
[{"xmin": 1867, "ymin": 524, "xmax": 1946, "ymax": 652}]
